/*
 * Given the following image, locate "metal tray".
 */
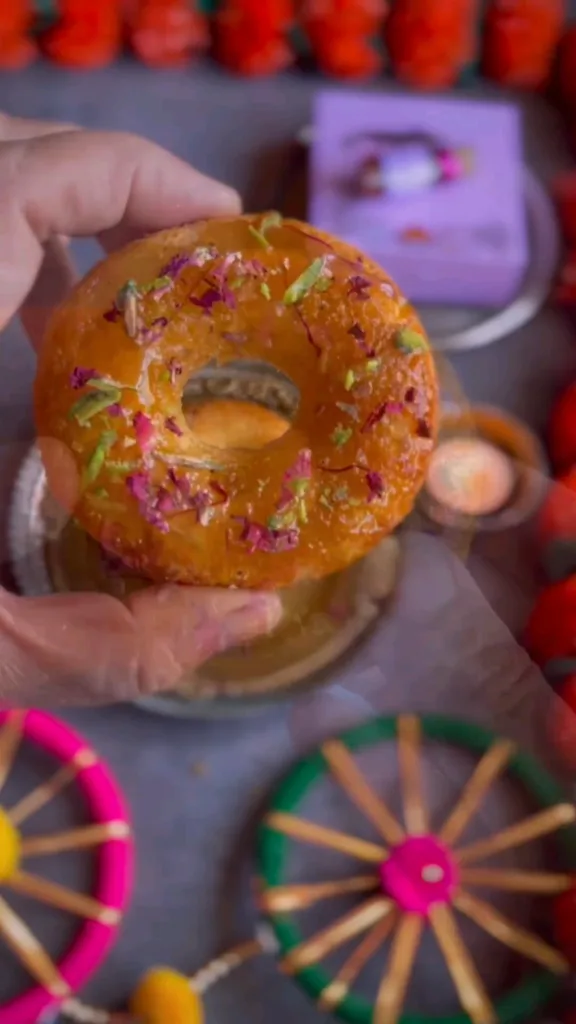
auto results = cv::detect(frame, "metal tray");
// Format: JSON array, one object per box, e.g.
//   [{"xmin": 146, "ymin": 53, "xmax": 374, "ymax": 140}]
[{"xmin": 8, "ymin": 365, "xmax": 403, "ymax": 719}]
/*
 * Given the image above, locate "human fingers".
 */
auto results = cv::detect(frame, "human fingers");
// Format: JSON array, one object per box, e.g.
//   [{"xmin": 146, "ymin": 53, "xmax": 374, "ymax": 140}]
[
  {"xmin": 0, "ymin": 585, "xmax": 282, "ymax": 707},
  {"xmin": 0, "ymin": 128, "xmax": 240, "ymax": 344},
  {"xmin": 19, "ymin": 236, "xmax": 78, "ymax": 351},
  {"xmin": 0, "ymin": 111, "xmax": 79, "ymax": 141},
  {"xmin": 0, "ymin": 112, "xmax": 81, "ymax": 348}
]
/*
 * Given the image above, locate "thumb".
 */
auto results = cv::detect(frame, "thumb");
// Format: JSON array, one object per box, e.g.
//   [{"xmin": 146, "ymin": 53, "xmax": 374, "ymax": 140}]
[
  {"xmin": 126, "ymin": 585, "xmax": 283, "ymax": 691},
  {"xmin": 0, "ymin": 586, "xmax": 282, "ymax": 706}
]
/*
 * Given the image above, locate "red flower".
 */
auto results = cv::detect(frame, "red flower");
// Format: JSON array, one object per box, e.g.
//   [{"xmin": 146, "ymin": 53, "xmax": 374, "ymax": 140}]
[
  {"xmin": 0, "ymin": 0, "xmax": 37, "ymax": 69},
  {"xmin": 548, "ymin": 382, "xmax": 576, "ymax": 473},
  {"xmin": 482, "ymin": 0, "xmax": 565, "ymax": 90},
  {"xmin": 129, "ymin": 0, "xmax": 208, "ymax": 68},
  {"xmin": 42, "ymin": 0, "xmax": 121, "ymax": 69},
  {"xmin": 548, "ymin": 676, "xmax": 576, "ymax": 772},
  {"xmin": 301, "ymin": 0, "xmax": 387, "ymax": 80},
  {"xmin": 558, "ymin": 26, "xmax": 576, "ymax": 114},
  {"xmin": 215, "ymin": 0, "xmax": 295, "ymax": 77},
  {"xmin": 523, "ymin": 576, "xmax": 576, "ymax": 666},
  {"xmin": 386, "ymin": 0, "xmax": 477, "ymax": 90}
]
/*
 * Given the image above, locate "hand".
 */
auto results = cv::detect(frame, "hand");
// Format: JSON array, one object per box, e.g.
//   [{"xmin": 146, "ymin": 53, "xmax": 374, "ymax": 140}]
[{"xmin": 0, "ymin": 112, "xmax": 282, "ymax": 707}]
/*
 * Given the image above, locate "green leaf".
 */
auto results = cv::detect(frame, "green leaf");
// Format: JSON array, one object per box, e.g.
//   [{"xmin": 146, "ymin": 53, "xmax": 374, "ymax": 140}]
[
  {"xmin": 249, "ymin": 225, "xmax": 271, "ymax": 250},
  {"xmin": 331, "ymin": 425, "xmax": 353, "ymax": 449},
  {"xmin": 315, "ymin": 275, "xmax": 332, "ymax": 293},
  {"xmin": 260, "ymin": 211, "xmax": 283, "ymax": 234},
  {"xmin": 116, "ymin": 279, "xmax": 138, "ymax": 308},
  {"xmin": 140, "ymin": 275, "xmax": 172, "ymax": 295},
  {"xmin": 82, "ymin": 431, "xmax": 117, "ymax": 487},
  {"xmin": 260, "ymin": 282, "xmax": 271, "ymax": 300},
  {"xmin": 394, "ymin": 328, "xmax": 428, "ymax": 354},
  {"xmin": 283, "ymin": 258, "xmax": 326, "ymax": 305},
  {"xmin": 69, "ymin": 386, "xmax": 122, "ymax": 425}
]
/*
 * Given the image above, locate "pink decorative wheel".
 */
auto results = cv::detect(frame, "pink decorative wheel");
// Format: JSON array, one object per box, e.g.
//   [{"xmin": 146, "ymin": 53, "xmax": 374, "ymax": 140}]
[{"xmin": 0, "ymin": 709, "xmax": 133, "ymax": 1024}]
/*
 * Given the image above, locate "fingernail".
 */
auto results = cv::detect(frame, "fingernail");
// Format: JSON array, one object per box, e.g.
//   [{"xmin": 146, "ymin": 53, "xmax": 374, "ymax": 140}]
[{"xmin": 221, "ymin": 594, "xmax": 283, "ymax": 648}]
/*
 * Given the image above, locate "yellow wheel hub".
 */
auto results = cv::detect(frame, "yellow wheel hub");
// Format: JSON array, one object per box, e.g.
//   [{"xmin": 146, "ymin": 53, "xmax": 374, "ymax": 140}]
[
  {"xmin": 130, "ymin": 967, "xmax": 204, "ymax": 1024},
  {"xmin": 0, "ymin": 807, "xmax": 20, "ymax": 882}
]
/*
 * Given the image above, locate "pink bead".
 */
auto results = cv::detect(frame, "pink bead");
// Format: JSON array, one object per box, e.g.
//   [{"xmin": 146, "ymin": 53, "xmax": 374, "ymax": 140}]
[{"xmin": 379, "ymin": 835, "xmax": 458, "ymax": 915}]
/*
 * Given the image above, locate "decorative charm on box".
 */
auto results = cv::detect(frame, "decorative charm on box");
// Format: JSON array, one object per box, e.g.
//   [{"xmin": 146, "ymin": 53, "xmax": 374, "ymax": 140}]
[
  {"xmin": 350, "ymin": 130, "xmax": 473, "ymax": 200},
  {"xmin": 309, "ymin": 91, "xmax": 528, "ymax": 309},
  {"xmin": 60, "ymin": 715, "xmax": 576, "ymax": 1024},
  {"xmin": 0, "ymin": 709, "xmax": 132, "ymax": 1024}
]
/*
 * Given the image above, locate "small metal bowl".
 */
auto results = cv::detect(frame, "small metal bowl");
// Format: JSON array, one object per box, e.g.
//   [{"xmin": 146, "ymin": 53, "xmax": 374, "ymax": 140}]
[{"xmin": 418, "ymin": 403, "xmax": 550, "ymax": 534}]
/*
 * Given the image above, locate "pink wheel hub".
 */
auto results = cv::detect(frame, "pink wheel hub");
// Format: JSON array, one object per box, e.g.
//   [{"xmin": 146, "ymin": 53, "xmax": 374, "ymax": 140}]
[{"xmin": 379, "ymin": 835, "xmax": 458, "ymax": 915}]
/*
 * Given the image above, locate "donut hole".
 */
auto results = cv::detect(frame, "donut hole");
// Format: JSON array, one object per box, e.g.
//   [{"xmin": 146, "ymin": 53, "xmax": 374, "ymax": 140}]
[{"xmin": 181, "ymin": 359, "xmax": 298, "ymax": 452}]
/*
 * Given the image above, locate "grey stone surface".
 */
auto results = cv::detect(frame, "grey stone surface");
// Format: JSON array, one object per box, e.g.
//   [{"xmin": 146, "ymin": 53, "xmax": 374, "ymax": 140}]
[{"xmin": 0, "ymin": 62, "xmax": 574, "ymax": 1021}]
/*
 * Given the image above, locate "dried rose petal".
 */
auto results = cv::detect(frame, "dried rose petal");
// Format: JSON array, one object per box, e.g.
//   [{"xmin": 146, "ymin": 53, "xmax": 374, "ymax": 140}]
[
  {"xmin": 366, "ymin": 470, "xmax": 385, "ymax": 500},
  {"xmin": 165, "ymin": 416, "xmax": 183, "ymax": 436},
  {"xmin": 239, "ymin": 519, "xmax": 299, "ymax": 554},
  {"xmin": 238, "ymin": 258, "xmax": 266, "ymax": 276},
  {"xmin": 167, "ymin": 359, "xmax": 183, "ymax": 384},
  {"xmin": 168, "ymin": 468, "xmax": 191, "ymax": 499},
  {"xmin": 133, "ymin": 411, "xmax": 155, "ymax": 451},
  {"xmin": 188, "ymin": 489, "xmax": 213, "ymax": 525},
  {"xmin": 103, "ymin": 305, "xmax": 121, "ymax": 323},
  {"xmin": 210, "ymin": 481, "xmax": 229, "ymax": 504},
  {"xmin": 160, "ymin": 254, "xmax": 197, "ymax": 279},
  {"xmin": 137, "ymin": 320, "xmax": 166, "ymax": 346},
  {"xmin": 126, "ymin": 471, "xmax": 151, "ymax": 502},
  {"xmin": 417, "ymin": 419, "xmax": 432, "ymax": 438},
  {"xmin": 155, "ymin": 487, "xmax": 177, "ymax": 513},
  {"xmin": 348, "ymin": 323, "xmax": 365, "ymax": 342},
  {"xmin": 294, "ymin": 306, "xmax": 321, "ymax": 355},
  {"xmin": 285, "ymin": 449, "xmax": 312, "ymax": 482},
  {"xmin": 362, "ymin": 402, "xmax": 403, "ymax": 433},
  {"xmin": 348, "ymin": 321, "xmax": 376, "ymax": 357},
  {"xmin": 276, "ymin": 486, "xmax": 295, "ymax": 513},
  {"xmin": 106, "ymin": 403, "xmax": 123, "ymax": 417},
  {"xmin": 70, "ymin": 367, "xmax": 98, "ymax": 389},
  {"xmin": 141, "ymin": 504, "xmax": 169, "ymax": 532},
  {"xmin": 191, "ymin": 287, "xmax": 222, "ymax": 312},
  {"xmin": 348, "ymin": 275, "xmax": 371, "ymax": 300},
  {"xmin": 221, "ymin": 284, "xmax": 237, "ymax": 309},
  {"xmin": 405, "ymin": 387, "xmax": 417, "ymax": 403}
]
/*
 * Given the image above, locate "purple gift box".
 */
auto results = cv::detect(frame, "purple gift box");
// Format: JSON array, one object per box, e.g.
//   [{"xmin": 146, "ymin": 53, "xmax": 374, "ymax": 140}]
[{"xmin": 309, "ymin": 90, "xmax": 529, "ymax": 309}]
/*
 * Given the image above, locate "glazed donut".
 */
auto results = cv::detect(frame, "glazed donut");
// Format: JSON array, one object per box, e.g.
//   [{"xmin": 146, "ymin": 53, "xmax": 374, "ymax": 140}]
[{"xmin": 34, "ymin": 213, "xmax": 438, "ymax": 589}]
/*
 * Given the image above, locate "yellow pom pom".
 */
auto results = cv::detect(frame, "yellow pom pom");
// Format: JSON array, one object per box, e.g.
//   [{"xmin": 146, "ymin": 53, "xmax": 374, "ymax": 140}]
[
  {"xmin": 0, "ymin": 808, "xmax": 20, "ymax": 882},
  {"xmin": 129, "ymin": 968, "xmax": 204, "ymax": 1024}
]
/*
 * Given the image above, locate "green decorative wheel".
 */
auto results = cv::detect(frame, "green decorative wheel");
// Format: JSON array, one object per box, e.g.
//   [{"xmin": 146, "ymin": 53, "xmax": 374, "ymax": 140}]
[{"xmin": 258, "ymin": 715, "xmax": 576, "ymax": 1024}]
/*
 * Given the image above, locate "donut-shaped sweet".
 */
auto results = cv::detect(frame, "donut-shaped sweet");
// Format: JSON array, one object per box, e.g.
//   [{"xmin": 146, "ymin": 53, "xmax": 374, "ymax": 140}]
[{"xmin": 34, "ymin": 214, "xmax": 438, "ymax": 589}]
